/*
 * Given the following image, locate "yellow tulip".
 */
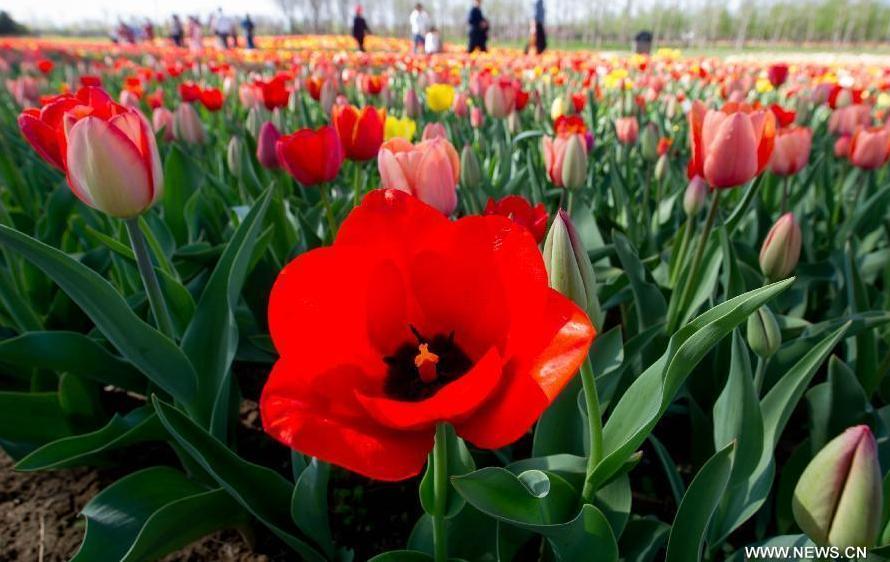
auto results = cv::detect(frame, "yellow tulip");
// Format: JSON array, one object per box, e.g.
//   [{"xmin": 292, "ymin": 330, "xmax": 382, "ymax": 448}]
[
  {"xmin": 385, "ymin": 115, "xmax": 417, "ymax": 141},
  {"xmin": 426, "ymin": 84, "xmax": 455, "ymax": 113}
]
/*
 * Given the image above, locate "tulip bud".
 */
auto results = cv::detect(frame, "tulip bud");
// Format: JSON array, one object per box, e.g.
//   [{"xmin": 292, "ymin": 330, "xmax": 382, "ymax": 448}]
[
  {"xmin": 404, "ymin": 89, "xmax": 421, "ymax": 119},
  {"xmin": 151, "ymin": 107, "xmax": 174, "ymax": 142},
  {"xmin": 460, "ymin": 144, "xmax": 482, "ymax": 190},
  {"xmin": 560, "ymin": 135, "xmax": 587, "ymax": 190},
  {"xmin": 654, "ymin": 153, "xmax": 669, "ymax": 182},
  {"xmin": 245, "ymin": 106, "xmax": 262, "ymax": 139},
  {"xmin": 640, "ymin": 122, "xmax": 659, "ymax": 161},
  {"xmin": 507, "ymin": 110, "xmax": 521, "ymax": 134},
  {"xmin": 173, "ymin": 103, "xmax": 206, "ymax": 144},
  {"xmin": 422, "ymin": 122, "xmax": 447, "ymax": 141},
  {"xmin": 227, "ymin": 136, "xmax": 243, "ymax": 177},
  {"xmin": 543, "ymin": 210, "xmax": 603, "ymax": 328},
  {"xmin": 470, "ymin": 106, "xmax": 484, "ymax": 129},
  {"xmin": 550, "ymin": 97, "xmax": 565, "ymax": 121},
  {"xmin": 257, "ymin": 121, "xmax": 282, "ymax": 169},
  {"xmin": 683, "ymin": 175, "xmax": 708, "ymax": 216},
  {"xmin": 759, "ymin": 212, "xmax": 802, "ymax": 281},
  {"xmin": 793, "ymin": 425, "xmax": 882, "ymax": 548},
  {"xmin": 746, "ymin": 306, "xmax": 781, "ymax": 358}
]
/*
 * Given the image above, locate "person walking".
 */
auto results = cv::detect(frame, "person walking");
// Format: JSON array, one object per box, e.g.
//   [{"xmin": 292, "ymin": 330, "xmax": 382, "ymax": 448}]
[
  {"xmin": 467, "ymin": 0, "xmax": 488, "ymax": 53},
  {"xmin": 242, "ymin": 14, "xmax": 256, "ymax": 49},
  {"xmin": 212, "ymin": 8, "xmax": 231, "ymax": 48},
  {"xmin": 531, "ymin": 0, "xmax": 546, "ymax": 54},
  {"xmin": 187, "ymin": 15, "xmax": 203, "ymax": 53},
  {"xmin": 409, "ymin": 4, "xmax": 430, "ymax": 54},
  {"xmin": 352, "ymin": 5, "xmax": 371, "ymax": 52},
  {"xmin": 170, "ymin": 14, "xmax": 184, "ymax": 47}
]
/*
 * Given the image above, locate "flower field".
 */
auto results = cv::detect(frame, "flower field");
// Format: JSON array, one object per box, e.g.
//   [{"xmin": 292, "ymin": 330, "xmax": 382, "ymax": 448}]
[{"xmin": 2, "ymin": 34, "xmax": 890, "ymax": 561}]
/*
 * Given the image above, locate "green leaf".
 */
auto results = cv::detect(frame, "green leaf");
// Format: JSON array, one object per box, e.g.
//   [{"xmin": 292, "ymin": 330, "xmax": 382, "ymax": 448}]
[
  {"xmin": 594, "ymin": 472, "xmax": 632, "ymax": 538},
  {"xmin": 533, "ymin": 376, "xmax": 585, "ymax": 457},
  {"xmin": 613, "ymin": 232, "xmax": 667, "ymax": 330},
  {"xmin": 368, "ymin": 551, "xmax": 433, "ymax": 562},
  {"xmin": 648, "ymin": 435, "xmax": 685, "ymax": 508},
  {"xmin": 540, "ymin": 504, "xmax": 619, "ymax": 562},
  {"xmin": 71, "ymin": 466, "xmax": 245, "ymax": 562},
  {"xmin": 665, "ymin": 442, "xmax": 735, "ymax": 562},
  {"xmin": 0, "ymin": 331, "xmax": 143, "ymax": 390},
  {"xmin": 292, "ymin": 458, "xmax": 335, "ymax": 557},
  {"xmin": 419, "ymin": 424, "xmax": 475, "ymax": 519},
  {"xmin": 152, "ymin": 397, "xmax": 325, "ymax": 562},
  {"xmin": 16, "ymin": 406, "xmax": 161, "ymax": 471},
  {"xmin": 619, "ymin": 518, "xmax": 670, "ymax": 562},
  {"xmin": 0, "ymin": 225, "xmax": 197, "ymax": 405},
  {"xmin": 181, "ymin": 188, "xmax": 272, "ymax": 436},
  {"xmin": 0, "ymin": 391, "xmax": 72, "ymax": 452},
  {"xmin": 844, "ymin": 241, "xmax": 880, "ymax": 395},
  {"xmin": 163, "ymin": 145, "xmax": 202, "ymax": 245},
  {"xmin": 593, "ymin": 279, "xmax": 793, "ymax": 489}
]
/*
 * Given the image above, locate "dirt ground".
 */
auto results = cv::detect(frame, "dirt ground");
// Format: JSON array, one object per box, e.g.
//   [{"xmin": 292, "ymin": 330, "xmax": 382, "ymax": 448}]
[{"xmin": 0, "ymin": 452, "xmax": 266, "ymax": 561}]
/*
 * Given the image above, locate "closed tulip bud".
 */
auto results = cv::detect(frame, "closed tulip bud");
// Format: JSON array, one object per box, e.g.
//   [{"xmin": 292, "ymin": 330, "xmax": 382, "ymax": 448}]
[
  {"xmin": 484, "ymin": 80, "xmax": 515, "ymax": 119},
  {"xmin": 422, "ymin": 122, "xmax": 447, "ymax": 141},
  {"xmin": 470, "ymin": 106, "xmax": 484, "ymax": 129},
  {"xmin": 403, "ymin": 88, "xmax": 421, "ymax": 119},
  {"xmin": 245, "ymin": 106, "xmax": 262, "ymax": 139},
  {"xmin": 683, "ymin": 175, "xmax": 708, "ymax": 216},
  {"xmin": 550, "ymin": 96, "xmax": 566, "ymax": 121},
  {"xmin": 640, "ymin": 122, "xmax": 659, "ymax": 161},
  {"xmin": 507, "ymin": 110, "xmax": 521, "ymax": 134},
  {"xmin": 560, "ymin": 134, "xmax": 587, "ymax": 190},
  {"xmin": 227, "ymin": 136, "xmax": 243, "ymax": 177},
  {"xmin": 452, "ymin": 92, "xmax": 469, "ymax": 118},
  {"xmin": 543, "ymin": 210, "xmax": 603, "ymax": 328},
  {"xmin": 257, "ymin": 121, "xmax": 282, "ymax": 169},
  {"xmin": 746, "ymin": 306, "xmax": 781, "ymax": 358},
  {"xmin": 460, "ymin": 144, "xmax": 482, "ymax": 189},
  {"xmin": 793, "ymin": 425, "xmax": 882, "ymax": 548},
  {"xmin": 655, "ymin": 153, "xmax": 669, "ymax": 182},
  {"xmin": 151, "ymin": 107, "xmax": 174, "ymax": 141},
  {"xmin": 173, "ymin": 102, "xmax": 206, "ymax": 144},
  {"xmin": 759, "ymin": 212, "xmax": 802, "ymax": 281}
]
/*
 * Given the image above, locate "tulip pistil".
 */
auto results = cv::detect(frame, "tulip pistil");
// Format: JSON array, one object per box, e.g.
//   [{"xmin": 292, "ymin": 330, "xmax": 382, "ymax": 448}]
[
  {"xmin": 414, "ymin": 343, "xmax": 440, "ymax": 383},
  {"xmin": 383, "ymin": 329, "xmax": 473, "ymax": 401}
]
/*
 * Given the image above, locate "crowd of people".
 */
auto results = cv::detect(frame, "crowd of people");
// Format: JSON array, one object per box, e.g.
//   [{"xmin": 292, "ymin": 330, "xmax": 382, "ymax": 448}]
[
  {"xmin": 110, "ymin": 8, "xmax": 256, "ymax": 51},
  {"xmin": 110, "ymin": 1, "xmax": 550, "ymax": 56}
]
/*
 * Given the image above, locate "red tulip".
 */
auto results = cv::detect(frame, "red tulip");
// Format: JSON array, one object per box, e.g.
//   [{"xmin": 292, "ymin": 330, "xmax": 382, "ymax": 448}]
[
  {"xmin": 835, "ymin": 135, "xmax": 852, "ymax": 158},
  {"xmin": 332, "ymin": 104, "xmax": 386, "ymax": 162},
  {"xmin": 687, "ymin": 100, "xmax": 777, "ymax": 189},
  {"xmin": 849, "ymin": 126, "xmax": 890, "ymax": 170},
  {"xmin": 260, "ymin": 189, "xmax": 595, "ymax": 481},
  {"xmin": 361, "ymin": 74, "xmax": 386, "ymax": 95},
  {"xmin": 199, "ymin": 87, "xmax": 224, "ymax": 112},
  {"xmin": 256, "ymin": 76, "xmax": 290, "ymax": 111},
  {"xmin": 277, "ymin": 125, "xmax": 344, "ymax": 186},
  {"xmin": 770, "ymin": 126, "xmax": 812, "ymax": 176},
  {"xmin": 178, "ymin": 81, "xmax": 201, "ymax": 103},
  {"xmin": 256, "ymin": 121, "xmax": 282, "ymax": 169},
  {"xmin": 18, "ymin": 86, "xmax": 162, "ymax": 218},
  {"xmin": 79, "ymin": 75, "xmax": 102, "ymax": 88},
  {"xmin": 767, "ymin": 63, "xmax": 789, "ymax": 87},
  {"xmin": 483, "ymin": 195, "xmax": 548, "ymax": 243},
  {"xmin": 377, "ymin": 137, "xmax": 459, "ymax": 215},
  {"xmin": 37, "ymin": 59, "xmax": 54, "ymax": 74},
  {"xmin": 770, "ymin": 103, "xmax": 797, "ymax": 128}
]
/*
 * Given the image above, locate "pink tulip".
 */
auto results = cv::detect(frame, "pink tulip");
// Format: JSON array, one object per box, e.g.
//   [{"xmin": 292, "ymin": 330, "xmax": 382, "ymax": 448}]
[
  {"xmin": 377, "ymin": 137, "xmax": 460, "ymax": 215},
  {"xmin": 470, "ymin": 106, "xmax": 484, "ymax": 129},
  {"xmin": 542, "ymin": 133, "xmax": 585, "ymax": 188},
  {"xmin": 835, "ymin": 135, "xmax": 852, "ymax": 158},
  {"xmin": 173, "ymin": 102, "xmax": 206, "ymax": 144},
  {"xmin": 849, "ymin": 126, "xmax": 890, "ymax": 170},
  {"xmin": 769, "ymin": 126, "xmax": 812, "ymax": 176},
  {"xmin": 66, "ymin": 110, "xmax": 164, "ymax": 218},
  {"xmin": 484, "ymin": 80, "xmax": 516, "ymax": 119},
  {"xmin": 452, "ymin": 92, "xmax": 469, "ymax": 118},
  {"xmin": 421, "ymin": 123, "xmax": 447, "ymax": 141},
  {"xmin": 151, "ymin": 107, "xmax": 174, "ymax": 141},
  {"xmin": 615, "ymin": 116, "xmax": 639, "ymax": 145},
  {"xmin": 829, "ymin": 104, "xmax": 871, "ymax": 136},
  {"xmin": 257, "ymin": 121, "xmax": 282, "ymax": 169}
]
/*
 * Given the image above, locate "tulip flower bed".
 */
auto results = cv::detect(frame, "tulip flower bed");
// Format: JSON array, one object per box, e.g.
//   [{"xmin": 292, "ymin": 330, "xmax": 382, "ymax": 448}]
[{"xmin": 1, "ymin": 35, "xmax": 890, "ymax": 561}]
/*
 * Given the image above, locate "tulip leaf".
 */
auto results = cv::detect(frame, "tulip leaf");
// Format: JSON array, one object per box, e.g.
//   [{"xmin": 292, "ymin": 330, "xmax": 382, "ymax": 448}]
[
  {"xmin": 592, "ymin": 279, "xmax": 793, "ymax": 490},
  {"xmin": 613, "ymin": 232, "xmax": 667, "ymax": 330},
  {"xmin": 619, "ymin": 518, "xmax": 670, "ymax": 562},
  {"xmin": 665, "ymin": 442, "xmax": 735, "ymax": 562},
  {"xmin": 368, "ymin": 551, "xmax": 433, "ymax": 562},
  {"xmin": 0, "ymin": 225, "xmax": 197, "ymax": 405},
  {"xmin": 181, "ymin": 188, "xmax": 272, "ymax": 436},
  {"xmin": 0, "ymin": 391, "xmax": 73, "ymax": 455},
  {"xmin": 163, "ymin": 145, "xmax": 202, "ymax": 245},
  {"xmin": 594, "ymin": 472, "xmax": 632, "ymax": 538},
  {"xmin": 844, "ymin": 240, "xmax": 880, "ymax": 395},
  {"xmin": 71, "ymin": 466, "xmax": 246, "ymax": 562},
  {"xmin": 152, "ymin": 396, "xmax": 326, "ymax": 562},
  {"xmin": 15, "ymin": 406, "xmax": 162, "ymax": 471},
  {"xmin": 407, "ymin": 505, "xmax": 499, "ymax": 561},
  {"xmin": 292, "ymin": 458, "xmax": 335, "ymax": 557},
  {"xmin": 0, "ymin": 330, "xmax": 144, "ymax": 391},
  {"xmin": 648, "ymin": 435, "xmax": 686, "ymax": 508},
  {"xmin": 533, "ymin": 375, "xmax": 585, "ymax": 457}
]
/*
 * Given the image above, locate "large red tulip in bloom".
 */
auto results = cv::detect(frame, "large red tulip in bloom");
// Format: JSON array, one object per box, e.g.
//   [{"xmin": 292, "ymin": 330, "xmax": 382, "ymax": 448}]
[
  {"xmin": 687, "ymin": 100, "xmax": 776, "ymax": 188},
  {"xmin": 332, "ymin": 104, "xmax": 386, "ymax": 161},
  {"xmin": 483, "ymin": 195, "xmax": 548, "ymax": 243},
  {"xmin": 277, "ymin": 125, "xmax": 345, "ymax": 186},
  {"xmin": 261, "ymin": 189, "xmax": 595, "ymax": 481},
  {"xmin": 18, "ymin": 86, "xmax": 162, "ymax": 218}
]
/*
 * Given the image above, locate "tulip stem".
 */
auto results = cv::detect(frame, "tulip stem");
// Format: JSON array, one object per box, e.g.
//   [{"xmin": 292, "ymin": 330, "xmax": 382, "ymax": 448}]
[
  {"xmin": 753, "ymin": 356, "xmax": 768, "ymax": 396},
  {"xmin": 580, "ymin": 358, "xmax": 603, "ymax": 504},
  {"xmin": 668, "ymin": 189, "xmax": 721, "ymax": 334},
  {"xmin": 125, "ymin": 218, "xmax": 176, "ymax": 338},
  {"xmin": 318, "ymin": 185, "xmax": 338, "ymax": 243},
  {"xmin": 432, "ymin": 423, "xmax": 449, "ymax": 562}
]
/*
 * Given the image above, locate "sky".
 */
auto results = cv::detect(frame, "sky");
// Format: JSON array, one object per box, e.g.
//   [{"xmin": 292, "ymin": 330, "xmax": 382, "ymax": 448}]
[{"xmin": 5, "ymin": 0, "xmax": 281, "ymax": 27}]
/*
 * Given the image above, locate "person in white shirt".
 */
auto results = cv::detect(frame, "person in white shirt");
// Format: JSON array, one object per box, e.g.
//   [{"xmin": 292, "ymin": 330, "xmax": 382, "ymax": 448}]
[
  {"xmin": 409, "ymin": 4, "xmax": 430, "ymax": 54},
  {"xmin": 213, "ymin": 8, "xmax": 232, "ymax": 48},
  {"xmin": 424, "ymin": 27, "xmax": 442, "ymax": 54}
]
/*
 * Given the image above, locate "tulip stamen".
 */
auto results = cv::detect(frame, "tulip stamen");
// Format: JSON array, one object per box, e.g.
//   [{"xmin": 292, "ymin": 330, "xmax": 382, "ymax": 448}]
[{"xmin": 414, "ymin": 343, "xmax": 440, "ymax": 383}]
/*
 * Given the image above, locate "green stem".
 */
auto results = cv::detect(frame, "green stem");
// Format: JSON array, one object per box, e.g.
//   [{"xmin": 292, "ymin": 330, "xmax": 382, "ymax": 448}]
[
  {"xmin": 753, "ymin": 356, "xmax": 768, "ymax": 396},
  {"xmin": 318, "ymin": 185, "xmax": 338, "ymax": 243},
  {"xmin": 432, "ymin": 423, "xmax": 449, "ymax": 562},
  {"xmin": 781, "ymin": 175, "xmax": 790, "ymax": 214},
  {"xmin": 580, "ymin": 358, "xmax": 603, "ymax": 504},
  {"xmin": 668, "ymin": 189, "xmax": 721, "ymax": 333},
  {"xmin": 670, "ymin": 214, "xmax": 695, "ymax": 288},
  {"xmin": 352, "ymin": 163, "xmax": 363, "ymax": 208},
  {"xmin": 124, "ymin": 218, "xmax": 175, "ymax": 338}
]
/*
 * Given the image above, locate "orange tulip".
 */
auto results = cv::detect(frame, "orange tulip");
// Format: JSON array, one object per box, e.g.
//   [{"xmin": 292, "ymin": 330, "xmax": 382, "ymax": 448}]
[
  {"xmin": 849, "ymin": 126, "xmax": 890, "ymax": 170},
  {"xmin": 769, "ymin": 126, "xmax": 812, "ymax": 176},
  {"xmin": 688, "ymin": 100, "xmax": 776, "ymax": 189},
  {"xmin": 377, "ymin": 137, "xmax": 459, "ymax": 215},
  {"xmin": 332, "ymin": 104, "xmax": 385, "ymax": 161}
]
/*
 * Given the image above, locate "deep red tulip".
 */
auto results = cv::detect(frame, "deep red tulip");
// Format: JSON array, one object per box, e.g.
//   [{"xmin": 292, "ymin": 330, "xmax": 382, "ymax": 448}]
[
  {"xmin": 770, "ymin": 103, "xmax": 797, "ymax": 128},
  {"xmin": 687, "ymin": 100, "xmax": 777, "ymax": 188},
  {"xmin": 179, "ymin": 81, "xmax": 201, "ymax": 103},
  {"xmin": 483, "ymin": 195, "xmax": 548, "ymax": 243},
  {"xmin": 361, "ymin": 74, "xmax": 386, "ymax": 95},
  {"xmin": 79, "ymin": 75, "xmax": 102, "ymax": 88},
  {"xmin": 260, "ymin": 189, "xmax": 595, "ymax": 481},
  {"xmin": 256, "ymin": 76, "xmax": 290, "ymax": 111},
  {"xmin": 199, "ymin": 87, "xmax": 224, "ymax": 112},
  {"xmin": 332, "ymin": 104, "xmax": 386, "ymax": 161},
  {"xmin": 37, "ymin": 59, "xmax": 54, "ymax": 74},
  {"xmin": 767, "ymin": 63, "xmax": 789, "ymax": 88},
  {"xmin": 276, "ymin": 125, "xmax": 345, "ymax": 186}
]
